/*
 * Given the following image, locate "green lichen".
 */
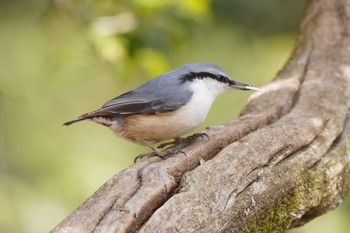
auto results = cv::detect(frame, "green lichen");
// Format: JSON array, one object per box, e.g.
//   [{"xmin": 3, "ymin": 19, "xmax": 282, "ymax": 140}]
[
  {"xmin": 242, "ymin": 170, "xmax": 325, "ymax": 233},
  {"xmin": 243, "ymin": 192, "xmax": 299, "ymax": 233}
]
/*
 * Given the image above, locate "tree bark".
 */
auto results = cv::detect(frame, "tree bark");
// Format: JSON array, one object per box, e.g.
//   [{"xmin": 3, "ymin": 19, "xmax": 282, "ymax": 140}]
[{"xmin": 52, "ymin": 0, "xmax": 350, "ymax": 232}]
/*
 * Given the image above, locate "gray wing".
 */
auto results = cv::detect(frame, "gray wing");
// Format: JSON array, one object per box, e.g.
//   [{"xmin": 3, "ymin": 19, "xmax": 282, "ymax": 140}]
[
  {"xmin": 96, "ymin": 74, "xmax": 193, "ymax": 116},
  {"xmin": 64, "ymin": 86, "xmax": 192, "ymax": 126},
  {"xmin": 92, "ymin": 89, "xmax": 187, "ymax": 116},
  {"xmin": 63, "ymin": 69, "xmax": 193, "ymax": 126}
]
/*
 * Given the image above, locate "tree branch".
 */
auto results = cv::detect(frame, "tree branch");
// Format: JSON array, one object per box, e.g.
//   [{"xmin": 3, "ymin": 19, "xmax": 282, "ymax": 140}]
[{"xmin": 52, "ymin": 0, "xmax": 350, "ymax": 232}]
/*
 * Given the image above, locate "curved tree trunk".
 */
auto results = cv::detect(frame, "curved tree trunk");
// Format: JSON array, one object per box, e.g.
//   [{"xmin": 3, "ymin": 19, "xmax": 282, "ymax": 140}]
[{"xmin": 52, "ymin": 0, "xmax": 350, "ymax": 232}]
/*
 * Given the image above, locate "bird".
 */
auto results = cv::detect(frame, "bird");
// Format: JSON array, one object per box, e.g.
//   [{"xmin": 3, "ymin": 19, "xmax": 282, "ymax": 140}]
[{"xmin": 63, "ymin": 63, "xmax": 260, "ymax": 161}]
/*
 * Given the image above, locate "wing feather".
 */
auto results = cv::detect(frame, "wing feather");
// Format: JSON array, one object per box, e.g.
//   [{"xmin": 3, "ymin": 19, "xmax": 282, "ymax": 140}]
[
  {"xmin": 64, "ymin": 72, "xmax": 194, "ymax": 126},
  {"xmin": 78, "ymin": 88, "xmax": 192, "ymax": 120}
]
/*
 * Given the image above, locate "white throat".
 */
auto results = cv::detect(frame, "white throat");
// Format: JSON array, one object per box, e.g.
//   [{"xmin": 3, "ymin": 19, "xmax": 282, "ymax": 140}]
[
  {"xmin": 190, "ymin": 78, "xmax": 230, "ymax": 98},
  {"xmin": 182, "ymin": 78, "xmax": 230, "ymax": 128}
]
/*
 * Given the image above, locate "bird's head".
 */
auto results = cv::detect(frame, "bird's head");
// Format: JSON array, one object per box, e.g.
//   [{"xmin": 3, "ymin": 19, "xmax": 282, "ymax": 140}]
[{"xmin": 179, "ymin": 63, "xmax": 260, "ymax": 96}]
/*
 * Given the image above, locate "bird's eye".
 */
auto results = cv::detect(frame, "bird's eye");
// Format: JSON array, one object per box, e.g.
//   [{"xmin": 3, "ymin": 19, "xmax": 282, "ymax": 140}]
[{"xmin": 217, "ymin": 75, "xmax": 226, "ymax": 83}]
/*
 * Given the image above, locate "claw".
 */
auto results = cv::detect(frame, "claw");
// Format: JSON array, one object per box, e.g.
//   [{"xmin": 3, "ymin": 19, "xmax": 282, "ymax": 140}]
[
  {"xmin": 189, "ymin": 132, "xmax": 209, "ymax": 141},
  {"xmin": 157, "ymin": 133, "xmax": 209, "ymax": 149},
  {"xmin": 157, "ymin": 137, "xmax": 181, "ymax": 149},
  {"xmin": 134, "ymin": 133, "xmax": 208, "ymax": 163},
  {"xmin": 133, "ymin": 148, "xmax": 186, "ymax": 163},
  {"xmin": 134, "ymin": 152, "xmax": 155, "ymax": 163}
]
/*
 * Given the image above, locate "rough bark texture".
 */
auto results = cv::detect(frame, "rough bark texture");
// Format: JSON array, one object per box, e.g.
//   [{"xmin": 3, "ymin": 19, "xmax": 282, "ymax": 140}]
[{"xmin": 52, "ymin": 0, "xmax": 350, "ymax": 232}]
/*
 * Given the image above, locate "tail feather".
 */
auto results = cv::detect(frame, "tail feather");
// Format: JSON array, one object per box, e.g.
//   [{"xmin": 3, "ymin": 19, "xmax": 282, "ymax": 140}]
[
  {"xmin": 63, "ymin": 117, "xmax": 87, "ymax": 126},
  {"xmin": 63, "ymin": 108, "xmax": 115, "ymax": 126}
]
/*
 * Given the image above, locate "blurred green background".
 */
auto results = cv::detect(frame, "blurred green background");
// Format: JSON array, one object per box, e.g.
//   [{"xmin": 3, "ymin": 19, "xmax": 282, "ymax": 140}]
[{"xmin": 1, "ymin": 0, "xmax": 349, "ymax": 232}]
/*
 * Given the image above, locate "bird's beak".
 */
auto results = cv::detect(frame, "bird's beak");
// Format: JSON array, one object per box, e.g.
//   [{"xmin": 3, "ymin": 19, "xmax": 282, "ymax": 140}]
[{"xmin": 230, "ymin": 81, "xmax": 260, "ymax": 91}]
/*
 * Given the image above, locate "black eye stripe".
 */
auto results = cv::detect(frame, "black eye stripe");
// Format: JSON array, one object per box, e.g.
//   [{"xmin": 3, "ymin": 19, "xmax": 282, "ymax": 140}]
[{"xmin": 180, "ymin": 72, "xmax": 231, "ymax": 84}]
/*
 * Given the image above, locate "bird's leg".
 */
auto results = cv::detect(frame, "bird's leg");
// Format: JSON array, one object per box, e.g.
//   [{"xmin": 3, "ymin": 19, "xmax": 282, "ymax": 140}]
[
  {"xmin": 134, "ymin": 139, "xmax": 186, "ymax": 163},
  {"xmin": 139, "ymin": 139, "xmax": 163, "ymax": 155},
  {"xmin": 134, "ymin": 139, "xmax": 162, "ymax": 163},
  {"xmin": 134, "ymin": 139, "xmax": 168, "ymax": 163},
  {"xmin": 157, "ymin": 132, "xmax": 209, "ymax": 149},
  {"xmin": 157, "ymin": 137, "xmax": 182, "ymax": 149}
]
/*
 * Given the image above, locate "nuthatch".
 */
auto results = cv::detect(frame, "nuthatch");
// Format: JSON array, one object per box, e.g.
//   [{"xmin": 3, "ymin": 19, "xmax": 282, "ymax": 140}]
[{"xmin": 64, "ymin": 63, "xmax": 259, "ymax": 159}]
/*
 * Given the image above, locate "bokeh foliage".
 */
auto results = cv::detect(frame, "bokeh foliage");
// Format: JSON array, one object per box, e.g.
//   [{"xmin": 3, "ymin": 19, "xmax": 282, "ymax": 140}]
[{"xmin": 0, "ymin": 0, "xmax": 349, "ymax": 233}]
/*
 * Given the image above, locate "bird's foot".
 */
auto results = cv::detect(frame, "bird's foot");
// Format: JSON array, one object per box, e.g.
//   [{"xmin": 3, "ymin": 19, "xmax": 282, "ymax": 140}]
[
  {"xmin": 185, "ymin": 132, "xmax": 210, "ymax": 143},
  {"xmin": 134, "ymin": 134, "xmax": 208, "ymax": 163},
  {"xmin": 157, "ymin": 138, "xmax": 182, "ymax": 149},
  {"xmin": 134, "ymin": 152, "xmax": 155, "ymax": 163},
  {"xmin": 158, "ymin": 133, "xmax": 209, "ymax": 149},
  {"xmin": 134, "ymin": 148, "xmax": 186, "ymax": 163}
]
